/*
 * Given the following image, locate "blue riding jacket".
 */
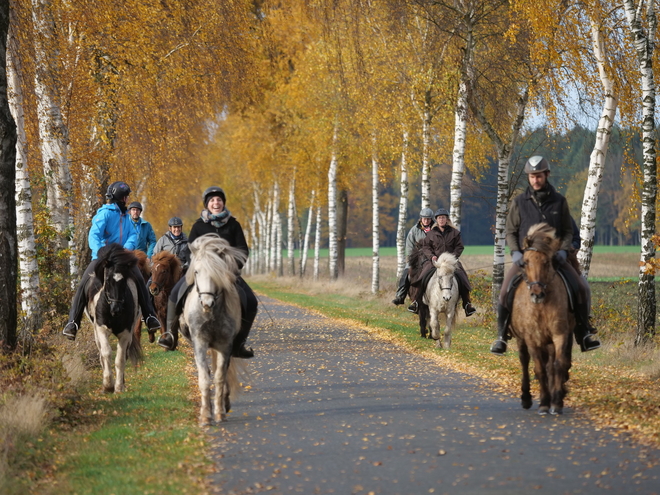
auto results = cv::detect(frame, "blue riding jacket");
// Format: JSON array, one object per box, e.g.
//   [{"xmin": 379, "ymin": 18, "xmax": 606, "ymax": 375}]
[
  {"xmin": 131, "ymin": 217, "xmax": 157, "ymax": 257},
  {"xmin": 88, "ymin": 203, "xmax": 138, "ymax": 259}
]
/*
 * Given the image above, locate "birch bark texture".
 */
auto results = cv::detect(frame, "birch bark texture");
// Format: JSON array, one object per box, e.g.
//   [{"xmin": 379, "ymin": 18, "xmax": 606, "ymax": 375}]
[
  {"xmin": 371, "ymin": 153, "xmax": 380, "ymax": 294},
  {"xmin": 395, "ymin": 130, "xmax": 409, "ymax": 280},
  {"xmin": 328, "ymin": 125, "xmax": 339, "ymax": 280}
]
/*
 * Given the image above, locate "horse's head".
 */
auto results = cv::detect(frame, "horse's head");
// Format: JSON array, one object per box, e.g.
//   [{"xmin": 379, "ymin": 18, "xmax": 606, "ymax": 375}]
[
  {"xmin": 95, "ymin": 244, "xmax": 138, "ymax": 316},
  {"xmin": 433, "ymin": 253, "xmax": 457, "ymax": 302},
  {"xmin": 149, "ymin": 251, "xmax": 181, "ymax": 296},
  {"xmin": 522, "ymin": 223, "xmax": 560, "ymax": 304}
]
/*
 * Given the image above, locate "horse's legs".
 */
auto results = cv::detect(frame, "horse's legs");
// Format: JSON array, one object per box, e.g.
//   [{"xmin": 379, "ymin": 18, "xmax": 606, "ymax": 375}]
[
  {"xmin": 192, "ymin": 340, "xmax": 213, "ymax": 426},
  {"xmin": 532, "ymin": 347, "xmax": 551, "ymax": 414},
  {"xmin": 114, "ymin": 331, "xmax": 131, "ymax": 393},
  {"xmin": 419, "ymin": 303, "xmax": 428, "ymax": 338},
  {"xmin": 133, "ymin": 315, "xmax": 142, "ymax": 344},
  {"xmin": 95, "ymin": 327, "xmax": 115, "ymax": 393},
  {"xmin": 428, "ymin": 304, "xmax": 440, "ymax": 342},
  {"xmin": 518, "ymin": 340, "xmax": 532, "ymax": 409},
  {"xmin": 550, "ymin": 334, "xmax": 573, "ymax": 415},
  {"xmin": 212, "ymin": 350, "xmax": 231, "ymax": 422},
  {"xmin": 443, "ymin": 306, "xmax": 456, "ymax": 350}
]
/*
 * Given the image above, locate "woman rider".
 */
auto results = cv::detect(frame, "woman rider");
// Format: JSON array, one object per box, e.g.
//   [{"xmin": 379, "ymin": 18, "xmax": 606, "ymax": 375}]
[
  {"xmin": 157, "ymin": 186, "xmax": 258, "ymax": 358},
  {"xmin": 62, "ymin": 181, "xmax": 161, "ymax": 340}
]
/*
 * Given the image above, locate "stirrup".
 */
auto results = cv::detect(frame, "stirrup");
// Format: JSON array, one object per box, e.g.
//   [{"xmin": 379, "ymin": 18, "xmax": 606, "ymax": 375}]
[
  {"xmin": 157, "ymin": 332, "xmax": 176, "ymax": 350},
  {"xmin": 407, "ymin": 302, "xmax": 418, "ymax": 314},
  {"xmin": 464, "ymin": 303, "xmax": 477, "ymax": 317},
  {"xmin": 490, "ymin": 338, "xmax": 507, "ymax": 355},
  {"xmin": 232, "ymin": 343, "xmax": 254, "ymax": 359},
  {"xmin": 63, "ymin": 322, "xmax": 79, "ymax": 341},
  {"xmin": 145, "ymin": 315, "xmax": 161, "ymax": 331},
  {"xmin": 580, "ymin": 334, "xmax": 601, "ymax": 352}
]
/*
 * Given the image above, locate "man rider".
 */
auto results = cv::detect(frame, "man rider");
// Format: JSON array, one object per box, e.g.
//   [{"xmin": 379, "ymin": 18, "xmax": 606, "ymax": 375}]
[
  {"xmin": 153, "ymin": 217, "xmax": 191, "ymax": 273},
  {"xmin": 490, "ymin": 156, "xmax": 600, "ymax": 355},
  {"xmin": 128, "ymin": 201, "xmax": 157, "ymax": 259},
  {"xmin": 392, "ymin": 207, "xmax": 434, "ymax": 307}
]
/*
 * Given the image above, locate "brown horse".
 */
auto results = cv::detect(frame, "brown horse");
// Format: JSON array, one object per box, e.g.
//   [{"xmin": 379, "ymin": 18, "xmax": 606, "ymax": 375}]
[
  {"xmin": 131, "ymin": 250, "xmax": 152, "ymax": 342},
  {"xmin": 147, "ymin": 251, "xmax": 182, "ymax": 344},
  {"xmin": 510, "ymin": 223, "xmax": 574, "ymax": 415}
]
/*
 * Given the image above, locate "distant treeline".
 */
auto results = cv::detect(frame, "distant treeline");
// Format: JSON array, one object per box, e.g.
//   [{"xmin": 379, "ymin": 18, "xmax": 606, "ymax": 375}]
[{"xmin": 342, "ymin": 126, "xmax": 642, "ymax": 248}]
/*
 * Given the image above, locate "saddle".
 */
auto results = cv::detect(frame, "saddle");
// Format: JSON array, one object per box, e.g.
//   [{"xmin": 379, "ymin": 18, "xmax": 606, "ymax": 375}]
[{"xmin": 505, "ymin": 264, "xmax": 577, "ymax": 312}]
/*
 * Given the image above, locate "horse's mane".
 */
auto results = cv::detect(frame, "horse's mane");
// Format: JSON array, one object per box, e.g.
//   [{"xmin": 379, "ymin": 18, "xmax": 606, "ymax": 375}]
[
  {"xmin": 133, "ymin": 249, "xmax": 151, "ymax": 281},
  {"xmin": 95, "ymin": 244, "xmax": 138, "ymax": 278},
  {"xmin": 523, "ymin": 223, "xmax": 560, "ymax": 257},
  {"xmin": 152, "ymin": 250, "xmax": 182, "ymax": 285},
  {"xmin": 434, "ymin": 252, "xmax": 458, "ymax": 276},
  {"xmin": 186, "ymin": 235, "xmax": 247, "ymax": 291}
]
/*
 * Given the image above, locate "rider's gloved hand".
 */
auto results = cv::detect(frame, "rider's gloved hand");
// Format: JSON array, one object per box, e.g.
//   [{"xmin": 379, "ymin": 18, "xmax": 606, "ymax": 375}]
[
  {"xmin": 555, "ymin": 250, "xmax": 567, "ymax": 264},
  {"xmin": 512, "ymin": 251, "xmax": 523, "ymax": 265}
]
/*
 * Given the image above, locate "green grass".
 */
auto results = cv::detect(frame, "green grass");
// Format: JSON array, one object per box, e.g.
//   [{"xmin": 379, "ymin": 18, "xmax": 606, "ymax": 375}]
[{"xmin": 47, "ymin": 342, "xmax": 210, "ymax": 495}]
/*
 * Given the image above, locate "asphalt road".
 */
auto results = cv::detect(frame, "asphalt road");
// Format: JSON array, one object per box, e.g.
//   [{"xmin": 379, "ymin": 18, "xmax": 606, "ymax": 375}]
[{"xmin": 208, "ymin": 296, "xmax": 660, "ymax": 495}]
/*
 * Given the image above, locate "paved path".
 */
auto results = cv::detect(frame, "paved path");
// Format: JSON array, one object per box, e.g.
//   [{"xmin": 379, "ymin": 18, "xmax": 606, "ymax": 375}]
[{"xmin": 208, "ymin": 296, "xmax": 660, "ymax": 494}]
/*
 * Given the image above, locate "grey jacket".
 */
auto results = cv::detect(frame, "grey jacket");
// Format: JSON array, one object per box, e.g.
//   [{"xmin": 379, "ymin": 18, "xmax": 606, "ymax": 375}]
[
  {"xmin": 153, "ymin": 232, "xmax": 191, "ymax": 270},
  {"xmin": 405, "ymin": 220, "xmax": 434, "ymax": 263}
]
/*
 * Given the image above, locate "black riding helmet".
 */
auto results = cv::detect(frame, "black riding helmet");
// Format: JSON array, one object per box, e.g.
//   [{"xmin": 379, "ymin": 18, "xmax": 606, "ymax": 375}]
[
  {"xmin": 203, "ymin": 186, "xmax": 226, "ymax": 207},
  {"xmin": 106, "ymin": 181, "xmax": 131, "ymax": 202},
  {"xmin": 128, "ymin": 201, "xmax": 143, "ymax": 211},
  {"xmin": 434, "ymin": 207, "xmax": 450, "ymax": 218},
  {"xmin": 168, "ymin": 217, "xmax": 183, "ymax": 227}
]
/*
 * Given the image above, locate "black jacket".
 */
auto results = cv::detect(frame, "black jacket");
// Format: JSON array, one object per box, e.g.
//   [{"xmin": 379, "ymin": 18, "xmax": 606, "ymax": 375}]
[{"xmin": 188, "ymin": 215, "xmax": 249, "ymax": 269}]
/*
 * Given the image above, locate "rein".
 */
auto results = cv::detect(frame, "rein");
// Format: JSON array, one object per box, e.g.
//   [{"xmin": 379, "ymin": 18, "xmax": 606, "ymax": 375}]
[{"xmin": 194, "ymin": 275, "xmax": 219, "ymax": 302}]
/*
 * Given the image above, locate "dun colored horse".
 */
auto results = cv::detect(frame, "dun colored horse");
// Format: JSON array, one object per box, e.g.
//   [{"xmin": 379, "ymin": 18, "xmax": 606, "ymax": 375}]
[
  {"xmin": 510, "ymin": 223, "xmax": 573, "ymax": 415},
  {"xmin": 86, "ymin": 244, "xmax": 143, "ymax": 393},
  {"xmin": 147, "ymin": 251, "xmax": 182, "ymax": 344},
  {"xmin": 421, "ymin": 252, "xmax": 461, "ymax": 349},
  {"xmin": 179, "ymin": 235, "xmax": 247, "ymax": 425}
]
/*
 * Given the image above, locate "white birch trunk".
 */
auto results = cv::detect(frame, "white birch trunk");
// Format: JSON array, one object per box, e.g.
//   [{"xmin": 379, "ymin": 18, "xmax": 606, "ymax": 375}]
[
  {"xmin": 271, "ymin": 182, "xmax": 280, "ymax": 274},
  {"xmin": 265, "ymin": 190, "xmax": 273, "ymax": 272},
  {"xmin": 577, "ymin": 19, "xmax": 618, "ymax": 278},
  {"xmin": 420, "ymin": 99, "xmax": 431, "ymax": 210},
  {"xmin": 371, "ymin": 152, "xmax": 380, "ymax": 294},
  {"xmin": 253, "ymin": 186, "xmax": 267, "ymax": 274},
  {"xmin": 276, "ymin": 208, "xmax": 283, "ymax": 276},
  {"xmin": 301, "ymin": 190, "xmax": 315, "ymax": 277},
  {"xmin": 8, "ymin": 25, "xmax": 40, "ymax": 323},
  {"xmin": 32, "ymin": 0, "xmax": 72, "ymax": 265},
  {"xmin": 328, "ymin": 124, "xmax": 339, "ymax": 280},
  {"xmin": 623, "ymin": 0, "xmax": 657, "ymax": 342},
  {"xmin": 396, "ymin": 130, "xmax": 409, "ymax": 280},
  {"xmin": 287, "ymin": 176, "xmax": 296, "ymax": 276},
  {"xmin": 313, "ymin": 205, "xmax": 322, "ymax": 281}
]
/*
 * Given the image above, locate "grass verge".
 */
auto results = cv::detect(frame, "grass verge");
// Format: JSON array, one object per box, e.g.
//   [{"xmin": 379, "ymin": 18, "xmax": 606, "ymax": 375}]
[{"xmin": 251, "ymin": 275, "xmax": 660, "ymax": 449}]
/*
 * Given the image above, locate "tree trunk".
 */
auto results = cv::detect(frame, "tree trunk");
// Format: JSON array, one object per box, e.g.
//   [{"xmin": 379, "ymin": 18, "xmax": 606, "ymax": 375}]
[
  {"xmin": 0, "ymin": 0, "xmax": 18, "ymax": 349},
  {"xmin": 8, "ymin": 20, "xmax": 40, "ymax": 334},
  {"xmin": 328, "ymin": 124, "xmax": 339, "ymax": 280},
  {"xmin": 301, "ymin": 190, "xmax": 315, "ymax": 277},
  {"xmin": 623, "ymin": 0, "xmax": 658, "ymax": 343},
  {"xmin": 577, "ymin": 18, "xmax": 618, "ymax": 278},
  {"xmin": 420, "ymin": 92, "xmax": 432, "ymax": 210},
  {"xmin": 313, "ymin": 205, "xmax": 322, "ymax": 281},
  {"xmin": 287, "ymin": 176, "xmax": 296, "ymax": 276},
  {"xmin": 337, "ymin": 189, "xmax": 348, "ymax": 276},
  {"xmin": 396, "ymin": 130, "xmax": 409, "ymax": 280},
  {"xmin": 32, "ymin": 0, "xmax": 72, "ymax": 268},
  {"xmin": 371, "ymin": 152, "xmax": 380, "ymax": 294},
  {"xmin": 276, "ymin": 210, "xmax": 283, "ymax": 276}
]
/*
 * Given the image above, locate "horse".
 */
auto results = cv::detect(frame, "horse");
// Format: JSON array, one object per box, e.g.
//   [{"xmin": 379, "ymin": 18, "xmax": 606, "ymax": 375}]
[
  {"xmin": 132, "ymin": 250, "xmax": 152, "ymax": 342},
  {"xmin": 420, "ymin": 252, "xmax": 461, "ymax": 349},
  {"xmin": 147, "ymin": 251, "xmax": 182, "ymax": 344},
  {"xmin": 510, "ymin": 223, "xmax": 574, "ymax": 415},
  {"xmin": 178, "ymin": 235, "xmax": 247, "ymax": 425},
  {"xmin": 85, "ymin": 243, "xmax": 144, "ymax": 393}
]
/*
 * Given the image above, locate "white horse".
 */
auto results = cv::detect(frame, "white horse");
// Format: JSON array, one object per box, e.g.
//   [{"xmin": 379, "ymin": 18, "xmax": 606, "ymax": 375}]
[
  {"xmin": 422, "ymin": 252, "xmax": 461, "ymax": 349},
  {"xmin": 179, "ymin": 235, "xmax": 247, "ymax": 425}
]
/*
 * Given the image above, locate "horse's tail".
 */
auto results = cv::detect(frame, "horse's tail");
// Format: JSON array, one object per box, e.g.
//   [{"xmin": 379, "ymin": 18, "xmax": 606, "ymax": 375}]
[
  {"xmin": 127, "ymin": 330, "xmax": 144, "ymax": 367},
  {"xmin": 226, "ymin": 358, "xmax": 249, "ymax": 399}
]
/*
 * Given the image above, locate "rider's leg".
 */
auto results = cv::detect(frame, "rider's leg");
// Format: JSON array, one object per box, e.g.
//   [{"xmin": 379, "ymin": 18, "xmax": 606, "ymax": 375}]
[
  {"xmin": 490, "ymin": 264, "xmax": 521, "ymax": 355},
  {"xmin": 561, "ymin": 263, "xmax": 600, "ymax": 352},
  {"xmin": 63, "ymin": 261, "xmax": 98, "ymax": 340},
  {"xmin": 392, "ymin": 267, "xmax": 409, "ymax": 305},
  {"xmin": 130, "ymin": 264, "xmax": 161, "ymax": 332},
  {"xmin": 455, "ymin": 264, "xmax": 476, "ymax": 316},
  {"xmin": 233, "ymin": 277, "xmax": 257, "ymax": 358},
  {"xmin": 158, "ymin": 277, "xmax": 188, "ymax": 351}
]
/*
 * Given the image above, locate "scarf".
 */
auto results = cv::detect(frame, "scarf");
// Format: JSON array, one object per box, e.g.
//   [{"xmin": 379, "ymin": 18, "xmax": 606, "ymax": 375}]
[
  {"xmin": 201, "ymin": 208, "xmax": 231, "ymax": 229},
  {"xmin": 168, "ymin": 232, "xmax": 183, "ymax": 242}
]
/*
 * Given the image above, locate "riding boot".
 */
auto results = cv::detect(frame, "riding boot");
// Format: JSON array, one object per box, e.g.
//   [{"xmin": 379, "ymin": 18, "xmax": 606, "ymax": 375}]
[
  {"xmin": 157, "ymin": 299, "xmax": 179, "ymax": 351},
  {"xmin": 574, "ymin": 304, "xmax": 601, "ymax": 352},
  {"xmin": 392, "ymin": 270, "xmax": 409, "ymax": 305},
  {"xmin": 63, "ymin": 262, "xmax": 96, "ymax": 340},
  {"xmin": 490, "ymin": 304, "xmax": 510, "ymax": 355},
  {"xmin": 132, "ymin": 265, "xmax": 161, "ymax": 333},
  {"xmin": 407, "ymin": 301, "xmax": 419, "ymax": 314},
  {"xmin": 232, "ymin": 319, "xmax": 255, "ymax": 359}
]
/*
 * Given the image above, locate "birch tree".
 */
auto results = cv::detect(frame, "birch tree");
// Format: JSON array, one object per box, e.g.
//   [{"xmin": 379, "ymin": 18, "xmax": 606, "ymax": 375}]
[
  {"xmin": 301, "ymin": 190, "xmax": 316, "ymax": 277},
  {"xmin": 396, "ymin": 129, "xmax": 410, "ymax": 280},
  {"xmin": 327, "ymin": 124, "xmax": 339, "ymax": 280},
  {"xmin": 371, "ymin": 149, "xmax": 380, "ymax": 294},
  {"xmin": 287, "ymin": 175, "xmax": 296, "ymax": 276}
]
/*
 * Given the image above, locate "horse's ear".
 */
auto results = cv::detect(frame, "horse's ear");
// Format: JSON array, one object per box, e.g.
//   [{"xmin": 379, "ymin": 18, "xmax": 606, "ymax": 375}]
[{"xmin": 523, "ymin": 235, "xmax": 532, "ymax": 250}]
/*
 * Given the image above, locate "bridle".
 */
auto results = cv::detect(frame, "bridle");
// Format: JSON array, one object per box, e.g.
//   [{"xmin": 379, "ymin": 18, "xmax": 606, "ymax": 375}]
[
  {"xmin": 521, "ymin": 247, "xmax": 555, "ymax": 291},
  {"xmin": 194, "ymin": 272, "xmax": 219, "ymax": 303},
  {"xmin": 438, "ymin": 274, "xmax": 454, "ymax": 292}
]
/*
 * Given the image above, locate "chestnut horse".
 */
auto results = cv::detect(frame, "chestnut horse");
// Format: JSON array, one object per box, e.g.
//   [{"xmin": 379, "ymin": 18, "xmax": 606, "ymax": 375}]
[
  {"xmin": 131, "ymin": 250, "xmax": 152, "ymax": 342},
  {"xmin": 510, "ymin": 223, "xmax": 574, "ymax": 415},
  {"xmin": 147, "ymin": 251, "xmax": 183, "ymax": 344}
]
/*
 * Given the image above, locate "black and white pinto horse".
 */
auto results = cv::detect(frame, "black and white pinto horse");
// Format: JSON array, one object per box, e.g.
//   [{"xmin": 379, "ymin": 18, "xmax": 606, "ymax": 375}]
[
  {"xmin": 179, "ymin": 235, "xmax": 247, "ymax": 425},
  {"xmin": 422, "ymin": 252, "xmax": 461, "ymax": 349},
  {"xmin": 86, "ymin": 243, "xmax": 143, "ymax": 393}
]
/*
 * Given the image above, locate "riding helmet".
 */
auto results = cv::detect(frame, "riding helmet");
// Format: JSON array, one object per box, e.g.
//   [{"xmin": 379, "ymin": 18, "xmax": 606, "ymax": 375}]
[
  {"xmin": 168, "ymin": 217, "xmax": 183, "ymax": 227},
  {"xmin": 105, "ymin": 181, "xmax": 131, "ymax": 202},
  {"xmin": 434, "ymin": 207, "xmax": 450, "ymax": 218},
  {"xmin": 203, "ymin": 186, "xmax": 226, "ymax": 207},
  {"xmin": 128, "ymin": 201, "xmax": 143, "ymax": 211},
  {"xmin": 524, "ymin": 156, "xmax": 550, "ymax": 174},
  {"xmin": 420, "ymin": 207, "xmax": 434, "ymax": 218}
]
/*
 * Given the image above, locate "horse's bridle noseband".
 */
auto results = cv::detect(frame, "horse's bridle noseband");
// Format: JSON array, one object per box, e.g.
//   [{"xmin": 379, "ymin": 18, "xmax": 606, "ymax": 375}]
[
  {"xmin": 194, "ymin": 274, "xmax": 219, "ymax": 302},
  {"xmin": 521, "ymin": 247, "xmax": 555, "ymax": 290}
]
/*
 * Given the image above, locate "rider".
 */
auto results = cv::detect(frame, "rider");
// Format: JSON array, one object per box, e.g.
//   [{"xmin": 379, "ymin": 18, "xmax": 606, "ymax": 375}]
[
  {"xmin": 157, "ymin": 186, "xmax": 258, "ymax": 359},
  {"xmin": 153, "ymin": 217, "xmax": 191, "ymax": 273},
  {"xmin": 62, "ymin": 181, "xmax": 161, "ymax": 340},
  {"xmin": 408, "ymin": 208, "xmax": 477, "ymax": 317},
  {"xmin": 128, "ymin": 201, "xmax": 157, "ymax": 260},
  {"xmin": 392, "ymin": 207, "xmax": 434, "ymax": 307},
  {"xmin": 490, "ymin": 156, "xmax": 600, "ymax": 355}
]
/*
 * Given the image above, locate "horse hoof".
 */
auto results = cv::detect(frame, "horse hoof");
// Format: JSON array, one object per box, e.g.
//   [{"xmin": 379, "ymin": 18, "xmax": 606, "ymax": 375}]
[
  {"xmin": 148, "ymin": 331, "xmax": 156, "ymax": 343},
  {"xmin": 538, "ymin": 406, "xmax": 549, "ymax": 416},
  {"xmin": 550, "ymin": 407, "xmax": 563, "ymax": 415},
  {"xmin": 521, "ymin": 400, "xmax": 533, "ymax": 410}
]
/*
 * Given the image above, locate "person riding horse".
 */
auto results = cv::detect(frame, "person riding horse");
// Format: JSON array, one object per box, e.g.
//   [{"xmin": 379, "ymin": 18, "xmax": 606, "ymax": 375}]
[
  {"xmin": 157, "ymin": 186, "xmax": 258, "ymax": 359},
  {"xmin": 490, "ymin": 156, "xmax": 600, "ymax": 355},
  {"xmin": 62, "ymin": 181, "xmax": 161, "ymax": 340},
  {"xmin": 408, "ymin": 208, "xmax": 477, "ymax": 317},
  {"xmin": 392, "ymin": 207, "xmax": 434, "ymax": 307},
  {"xmin": 153, "ymin": 216, "xmax": 191, "ymax": 274}
]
